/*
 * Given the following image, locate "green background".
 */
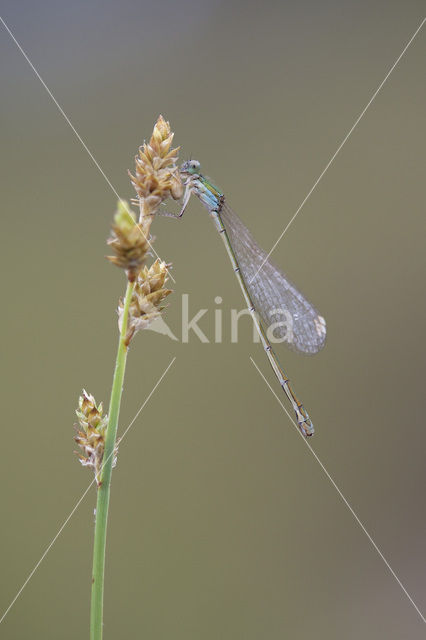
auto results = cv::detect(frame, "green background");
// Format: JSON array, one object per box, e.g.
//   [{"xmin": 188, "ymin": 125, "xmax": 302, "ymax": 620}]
[{"xmin": 1, "ymin": 1, "xmax": 425, "ymax": 638}]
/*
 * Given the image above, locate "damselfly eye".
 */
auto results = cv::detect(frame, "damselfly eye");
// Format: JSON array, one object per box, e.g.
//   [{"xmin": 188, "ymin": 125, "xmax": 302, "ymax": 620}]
[{"xmin": 182, "ymin": 159, "xmax": 200, "ymax": 174}]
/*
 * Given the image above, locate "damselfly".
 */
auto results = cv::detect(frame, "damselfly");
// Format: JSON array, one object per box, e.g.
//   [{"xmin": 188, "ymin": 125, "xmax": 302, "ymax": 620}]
[{"xmin": 179, "ymin": 160, "xmax": 326, "ymax": 436}]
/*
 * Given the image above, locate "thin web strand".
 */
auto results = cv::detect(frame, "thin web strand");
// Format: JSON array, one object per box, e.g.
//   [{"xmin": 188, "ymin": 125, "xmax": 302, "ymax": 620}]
[
  {"xmin": 0, "ymin": 15, "xmax": 176, "ymax": 283},
  {"xmin": 250, "ymin": 356, "xmax": 426, "ymax": 626},
  {"xmin": 250, "ymin": 16, "xmax": 426, "ymax": 284},
  {"xmin": 0, "ymin": 357, "xmax": 176, "ymax": 625}
]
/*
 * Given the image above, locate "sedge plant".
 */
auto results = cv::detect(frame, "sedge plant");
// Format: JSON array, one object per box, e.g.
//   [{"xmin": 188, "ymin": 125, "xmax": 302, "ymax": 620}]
[{"xmin": 74, "ymin": 116, "xmax": 183, "ymax": 640}]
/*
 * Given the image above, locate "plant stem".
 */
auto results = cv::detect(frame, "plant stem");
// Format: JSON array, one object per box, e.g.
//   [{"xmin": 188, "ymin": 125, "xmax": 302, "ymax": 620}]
[{"xmin": 90, "ymin": 279, "xmax": 134, "ymax": 640}]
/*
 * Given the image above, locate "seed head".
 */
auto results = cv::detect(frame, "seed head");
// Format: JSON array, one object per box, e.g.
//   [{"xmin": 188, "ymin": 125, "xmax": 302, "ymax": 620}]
[
  {"xmin": 128, "ymin": 115, "xmax": 183, "ymax": 218},
  {"xmin": 119, "ymin": 259, "xmax": 172, "ymax": 344},
  {"xmin": 106, "ymin": 200, "xmax": 152, "ymax": 281},
  {"xmin": 74, "ymin": 390, "xmax": 117, "ymax": 486}
]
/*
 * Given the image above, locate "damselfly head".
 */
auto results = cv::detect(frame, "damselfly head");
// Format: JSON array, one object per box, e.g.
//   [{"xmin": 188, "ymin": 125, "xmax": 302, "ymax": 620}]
[{"xmin": 181, "ymin": 159, "xmax": 200, "ymax": 176}]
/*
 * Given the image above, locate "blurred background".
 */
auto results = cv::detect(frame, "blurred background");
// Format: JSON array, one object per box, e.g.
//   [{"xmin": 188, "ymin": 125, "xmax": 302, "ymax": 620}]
[{"xmin": 1, "ymin": 1, "xmax": 425, "ymax": 638}]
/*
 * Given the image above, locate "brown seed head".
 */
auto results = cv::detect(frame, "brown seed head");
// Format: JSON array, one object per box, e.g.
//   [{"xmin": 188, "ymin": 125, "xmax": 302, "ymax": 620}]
[
  {"xmin": 106, "ymin": 200, "xmax": 152, "ymax": 281},
  {"xmin": 119, "ymin": 259, "xmax": 172, "ymax": 343},
  {"xmin": 74, "ymin": 390, "xmax": 117, "ymax": 486},
  {"xmin": 128, "ymin": 115, "xmax": 183, "ymax": 218}
]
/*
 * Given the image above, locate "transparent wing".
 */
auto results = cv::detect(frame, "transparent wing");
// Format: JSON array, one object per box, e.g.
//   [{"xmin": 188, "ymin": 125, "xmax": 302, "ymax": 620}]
[{"xmin": 220, "ymin": 201, "xmax": 326, "ymax": 354}]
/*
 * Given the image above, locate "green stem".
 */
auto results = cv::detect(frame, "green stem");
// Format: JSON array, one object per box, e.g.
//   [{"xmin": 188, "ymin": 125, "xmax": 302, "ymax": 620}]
[{"xmin": 90, "ymin": 279, "xmax": 134, "ymax": 640}]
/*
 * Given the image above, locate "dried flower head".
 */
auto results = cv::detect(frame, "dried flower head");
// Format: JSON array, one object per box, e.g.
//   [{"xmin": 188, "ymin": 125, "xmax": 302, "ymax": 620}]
[
  {"xmin": 106, "ymin": 200, "xmax": 152, "ymax": 281},
  {"xmin": 74, "ymin": 390, "xmax": 117, "ymax": 486},
  {"xmin": 119, "ymin": 259, "xmax": 172, "ymax": 344},
  {"xmin": 129, "ymin": 115, "xmax": 183, "ymax": 219}
]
